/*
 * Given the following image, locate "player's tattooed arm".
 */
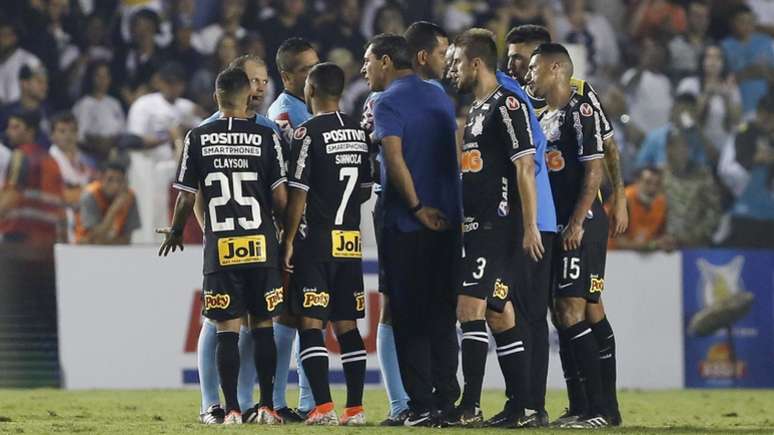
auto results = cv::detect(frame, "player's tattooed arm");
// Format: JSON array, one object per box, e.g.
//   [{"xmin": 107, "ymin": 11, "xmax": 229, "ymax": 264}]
[
  {"xmin": 382, "ymin": 135, "xmax": 450, "ymax": 231},
  {"xmin": 514, "ymin": 156, "xmax": 544, "ymax": 261},
  {"xmin": 158, "ymin": 191, "xmax": 195, "ymax": 256},
  {"xmin": 282, "ymin": 186, "xmax": 306, "ymax": 272},
  {"xmin": 564, "ymin": 158, "xmax": 604, "ymax": 251},
  {"xmin": 603, "ymin": 136, "xmax": 628, "ymax": 237}
]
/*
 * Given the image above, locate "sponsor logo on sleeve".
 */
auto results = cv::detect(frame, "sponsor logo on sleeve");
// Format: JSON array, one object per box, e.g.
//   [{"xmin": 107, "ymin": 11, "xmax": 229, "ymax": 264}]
[
  {"xmin": 505, "ymin": 96, "xmax": 520, "ymax": 111},
  {"xmin": 579, "ymin": 102, "xmax": 593, "ymax": 117}
]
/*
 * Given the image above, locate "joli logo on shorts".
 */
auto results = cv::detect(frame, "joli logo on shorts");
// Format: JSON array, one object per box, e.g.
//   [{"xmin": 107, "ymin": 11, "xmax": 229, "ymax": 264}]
[
  {"xmin": 204, "ymin": 291, "xmax": 231, "ymax": 310},
  {"xmin": 331, "ymin": 230, "xmax": 362, "ymax": 258},
  {"xmin": 265, "ymin": 287, "xmax": 284, "ymax": 311},
  {"xmin": 590, "ymin": 275, "xmax": 604, "ymax": 293},
  {"xmin": 218, "ymin": 235, "xmax": 267, "ymax": 266}
]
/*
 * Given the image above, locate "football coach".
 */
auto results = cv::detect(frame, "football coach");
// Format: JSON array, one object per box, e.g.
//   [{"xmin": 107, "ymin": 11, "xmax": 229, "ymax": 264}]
[{"xmin": 362, "ymin": 33, "xmax": 462, "ymax": 426}]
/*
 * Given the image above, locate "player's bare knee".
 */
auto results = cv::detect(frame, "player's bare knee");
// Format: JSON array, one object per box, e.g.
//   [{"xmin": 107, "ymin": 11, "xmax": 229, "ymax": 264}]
[
  {"xmin": 216, "ymin": 318, "xmax": 242, "ymax": 333},
  {"xmin": 586, "ymin": 299, "xmax": 606, "ymax": 323},
  {"xmin": 333, "ymin": 320, "xmax": 357, "ymax": 336},
  {"xmin": 300, "ymin": 316, "xmax": 323, "ymax": 330},
  {"xmin": 457, "ymin": 294, "xmax": 486, "ymax": 322},
  {"xmin": 556, "ymin": 297, "xmax": 585, "ymax": 327},
  {"xmin": 486, "ymin": 307, "xmax": 515, "ymax": 333},
  {"xmin": 249, "ymin": 316, "xmax": 273, "ymax": 329}
]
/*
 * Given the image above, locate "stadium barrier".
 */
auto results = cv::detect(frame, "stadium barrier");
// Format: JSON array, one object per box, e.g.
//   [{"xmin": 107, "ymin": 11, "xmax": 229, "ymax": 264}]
[{"xmin": 54, "ymin": 245, "xmax": 771, "ymax": 390}]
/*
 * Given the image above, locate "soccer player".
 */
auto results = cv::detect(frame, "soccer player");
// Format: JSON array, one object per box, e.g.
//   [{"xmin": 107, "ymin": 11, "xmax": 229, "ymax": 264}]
[
  {"xmin": 360, "ymin": 21, "xmax": 450, "ymax": 426},
  {"xmin": 159, "ymin": 68, "xmax": 287, "ymax": 425},
  {"xmin": 267, "ymin": 37, "xmax": 319, "ymax": 421},
  {"xmin": 363, "ymin": 33, "xmax": 461, "ymax": 427},
  {"xmin": 508, "ymin": 25, "xmax": 624, "ymax": 426},
  {"xmin": 193, "ymin": 54, "xmax": 283, "ymax": 424},
  {"xmin": 449, "ymin": 28, "xmax": 541, "ymax": 427},
  {"xmin": 527, "ymin": 43, "xmax": 611, "ymax": 428},
  {"xmin": 283, "ymin": 62, "xmax": 373, "ymax": 426}
]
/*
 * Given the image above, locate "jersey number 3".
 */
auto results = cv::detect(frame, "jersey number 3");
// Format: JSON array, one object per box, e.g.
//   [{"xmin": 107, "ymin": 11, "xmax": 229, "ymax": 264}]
[{"xmin": 205, "ymin": 172, "xmax": 262, "ymax": 232}]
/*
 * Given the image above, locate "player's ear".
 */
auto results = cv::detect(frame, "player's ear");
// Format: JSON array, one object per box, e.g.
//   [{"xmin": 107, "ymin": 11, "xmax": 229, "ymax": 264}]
[
  {"xmin": 212, "ymin": 91, "xmax": 218, "ymax": 108},
  {"xmin": 417, "ymin": 49, "xmax": 427, "ymax": 66}
]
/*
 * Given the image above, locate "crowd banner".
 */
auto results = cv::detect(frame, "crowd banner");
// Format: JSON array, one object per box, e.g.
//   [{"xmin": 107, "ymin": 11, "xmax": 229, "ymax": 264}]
[{"xmin": 682, "ymin": 250, "xmax": 774, "ymax": 388}]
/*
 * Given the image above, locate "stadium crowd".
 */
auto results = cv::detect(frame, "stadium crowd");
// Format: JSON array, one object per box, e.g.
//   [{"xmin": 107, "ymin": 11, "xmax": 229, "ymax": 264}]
[{"xmin": 0, "ymin": 0, "xmax": 772, "ymax": 250}]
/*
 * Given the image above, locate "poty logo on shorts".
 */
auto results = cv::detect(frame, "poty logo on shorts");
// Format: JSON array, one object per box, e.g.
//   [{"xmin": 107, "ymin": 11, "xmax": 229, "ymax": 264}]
[
  {"xmin": 589, "ymin": 275, "xmax": 604, "ymax": 293},
  {"xmin": 303, "ymin": 290, "xmax": 330, "ymax": 308},
  {"xmin": 493, "ymin": 279, "xmax": 509, "ymax": 300},
  {"xmin": 204, "ymin": 291, "xmax": 231, "ymax": 310},
  {"xmin": 355, "ymin": 292, "xmax": 366, "ymax": 311},
  {"xmin": 265, "ymin": 287, "xmax": 284, "ymax": 311}
]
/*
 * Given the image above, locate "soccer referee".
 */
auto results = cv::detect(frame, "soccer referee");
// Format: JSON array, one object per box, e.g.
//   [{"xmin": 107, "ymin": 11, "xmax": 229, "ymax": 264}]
[{"xmin": 362, "ymin": 34, "xmax": 462, "ymax": 427}]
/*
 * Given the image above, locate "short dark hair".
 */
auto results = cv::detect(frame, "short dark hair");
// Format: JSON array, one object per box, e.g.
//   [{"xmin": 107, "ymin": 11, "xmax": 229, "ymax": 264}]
[
  {"xmin": 157, "ymin": 62, "xmax": 187, "ymax": 83},
  {"xmin": 368, "ymin": 34, "xmax": 413, "ymax": 70},
  {"xmin": 19, "ymin": 64, "xmax": 46, "ymax": 81},
  {"xmin": 532, "ymin": 42, "xmax": 570, "ymax": 59},
  {"xmin": 637, "ymin": 166, "xmax": 663, "ymax": 179},
  {"xmin": 103, "ymin": 159, "xmax": 128, "ymax": 175},
  {"xmin": 307, "ymin": 62, "xmax": 345, "ymax": 99},
  {"xmin": 506, "ymin": 25, "xmax": 551, "ymax": 45},
  {"xmin": 729, "ymin": 3, "xmax": 753, "ymax": 19},
  {"xmin": 674, "ymin": 92, "xmax": 698, "ymax": 107},
  {"xmin": 130, "ymin": 8, "xmax": 160, "ymax": 32},
  {"xmin": 51, "ymin": 111, "xmax": 77, "ymax": 129},
  {"xmin": 9, "ymin": 110, "xmax": 40, "ymax": 133},
  {"xmin": 215, "ymin": 68, "xmax": 250, "ymax": 108},
  {"xmin": 455, "ymin": 28, "xmax": 499, "ymax": 72},
  {"xmin": 82, "ymin": 60, "xmax": 111, "ymax": 95},
  {"xmin": 404, "ymin": 21, "xmax": 448, "ymax": 58},
  {"xmin": 276, "ymin": 37, "xmax": 315, "ymax": 72}
]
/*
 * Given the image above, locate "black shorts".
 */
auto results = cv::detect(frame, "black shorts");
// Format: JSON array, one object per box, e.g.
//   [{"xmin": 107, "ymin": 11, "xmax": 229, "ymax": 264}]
[
  {"xmin": 457, "ymin": 232, "xmax": 512, "ymax": 313},
  {"xmin": 202, "ymin": 267, "xmax": 284, "ymax": 321},
  {"xmin": 551, "ymin": 237, "xmax": 607, "ymax": 303},
  {"xmin": 511, "ymin": 231, "xmax": 555, "ymax": 318},
  {"xmin": 290, "ymin": 259, "xmax": 365, "ymax": 322}
]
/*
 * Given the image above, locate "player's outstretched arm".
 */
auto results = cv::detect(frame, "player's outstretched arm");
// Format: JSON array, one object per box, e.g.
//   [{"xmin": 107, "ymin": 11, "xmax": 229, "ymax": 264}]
[
  {"xmin": 382, "ymin": 135, "xmax": 449, "ymax": 231},
  {"xmin": 158, "ymin": 191, "xmax": 195, "ymax": 257},
  {"xmin": 563, "ymin": 158, "xmax": 604, "ymax": 251},
  {"xmin": 603, "ymin": 136, "xmax": 628, "ymax": 237},
  {"xmin": 282, "ymin": 186, "xmax": 306, "ymax": 272},
  {"xmin": 514, "ymin": 156, "xmax": 544, "ymax": 261}
]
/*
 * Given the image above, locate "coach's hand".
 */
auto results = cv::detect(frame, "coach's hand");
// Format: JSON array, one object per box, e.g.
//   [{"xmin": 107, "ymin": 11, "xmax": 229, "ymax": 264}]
[
  {"xmin": 283, "ymin": 242, "xmax": 294, "ymax": 273},
  {"xmin": 610, "ymin": 197, "xmax": 629, "ymax": 237},
  {"xmin": 157, "ymin": 227, "xmax": 184, "ymax": 256},
  {"xmin": 415, "ymin": 206, "xmax": 450, "ymax": 231},
  {"xmin": 562, "ymin": 222, "xmax": 584, "ymax": 251},
  {"xmin": 523, "ymin": 225, "xmax": 544, "ymax": 262}
]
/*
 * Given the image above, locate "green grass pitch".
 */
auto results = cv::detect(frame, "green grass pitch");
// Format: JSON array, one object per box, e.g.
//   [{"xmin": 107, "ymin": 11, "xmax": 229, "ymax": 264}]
[{"xmin": 1, "ymin": 389, "xmax": 773, "ymax": 434}]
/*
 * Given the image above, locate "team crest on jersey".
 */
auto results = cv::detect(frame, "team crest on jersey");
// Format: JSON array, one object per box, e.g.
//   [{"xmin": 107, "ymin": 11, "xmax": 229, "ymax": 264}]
[
  {"xmin": 579, "ymin": 102, "xmax": 593, "ymax": 117},
  {"xmin": 471, "ymin": 113, "xmax": 485, "ymax": 137},
  {"xmin": 293, "ymin": 126, "xmax": 307, "ymax": 140},
  {"xmin": 505, "ymin": 96, "xmax": 520, "ymax": 111}
]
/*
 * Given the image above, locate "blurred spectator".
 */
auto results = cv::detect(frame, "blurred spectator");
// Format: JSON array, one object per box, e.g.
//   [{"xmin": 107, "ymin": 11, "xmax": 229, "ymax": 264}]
[
  {"xmin": 555, "ymin": 0, "xmax": 620, "ymax": 85},
  {"xmin": 118, "ymin": 9, "xmax": 167, "ymax": 105},
  {"xmin": 664, "ymin": 129, "xmax": 722, "ymax": 246},
  {"xmin": 608, "ymin": 167, "xmax": 673, "ymax": 251},
  {"xmin": 0, "ymin": 140, "xmax": 9, "ymax": 188},
  {"xmin": 0, "ymin": 111, "xmax": 64, "ymax": 248},
  {"xmin": 257, "ymin": 0, "xmax": 312, "ymax": 70},
  {"xmin": 72, "ymin": 61, "xmax": 126, "ymax": 163},
  {"xmin": 371, "ymin": 3, "xmax": 407, "ymax": 36},
  {"xmin": 0, "ymin": 19, "xmax": 43, "ymax": 105},
  {"xmin": 333, "ymin": 47, "xmax": 369, "ymax": 117},
  {"xmin": 65, "ymin": 14, "xmax": 114, "ymax": 101},
  {"xmin": 621, "ymin": 38, "xmax": 673, "ymax": 133},
  {"xmin": 191, "ymin": 34, "xmax": 239, "ymax": 112},
  {"xmin": 0, "ymin": 64, "xmax": 52, "ymax": 148},
  {"xmin": 588, "ymin": 0, "xmax": 627, "ymax": 35},
  {"xmin": 509, "ymin": 0, "xmax": 555, "ymax": 35},
  {"xmin": 117, "ymin": 0, "xmax": 172, "ymax": 48},
  {"xmin": 317, "ymin": 0, "xmax": 367, "ymax": 60},
  {"xmin": 48, "ymin": 112, "xmax": 96, "ymax": 208},
  {"xmin": 603, "ymin": 86, "xmax": 643, "ymax": 184},
  {"xmin": 167, "ymin": 19, "xmax": 204, "ymax": 74},
  {"xmin": 722, "ymin": 4, "xmax": 774, "ymax": 115},
  {"xmin": 636, "ymin": 93, "xmax": 717, "ymax": 170},
  {"xmin": 718, "ymin": 93, "xmax": 774, "ymax": 247},
  {"xmin": 191, "ymin": 0, "xmax": 247, "ymax": 55},
  {"xmin": 747, "ymin": 0, "xmax": 774, "ymax": 37},
  {"xmin": 74, "ymin": 160, "xmax": 140, "ymax": 245},
  {"xmin": 630, "ymin": 0, "xmax": 687, "ymax": 41},
  {"xmin": 668, "ymin": 0, "xmax": 711, "ymax": 80},
  {"xmin": 126, "ymin": 62, "xmax": 200, "ymax": 242},
  {"xmin": 677, "ymin": 45, "xmax": 742, "ymax": 152}
]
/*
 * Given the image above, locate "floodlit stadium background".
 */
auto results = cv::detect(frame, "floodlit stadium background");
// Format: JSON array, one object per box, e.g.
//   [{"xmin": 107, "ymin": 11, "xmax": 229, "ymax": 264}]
[{"xmin": 0, "ymin": 0, "xmax": 772, "ymax": 397}]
